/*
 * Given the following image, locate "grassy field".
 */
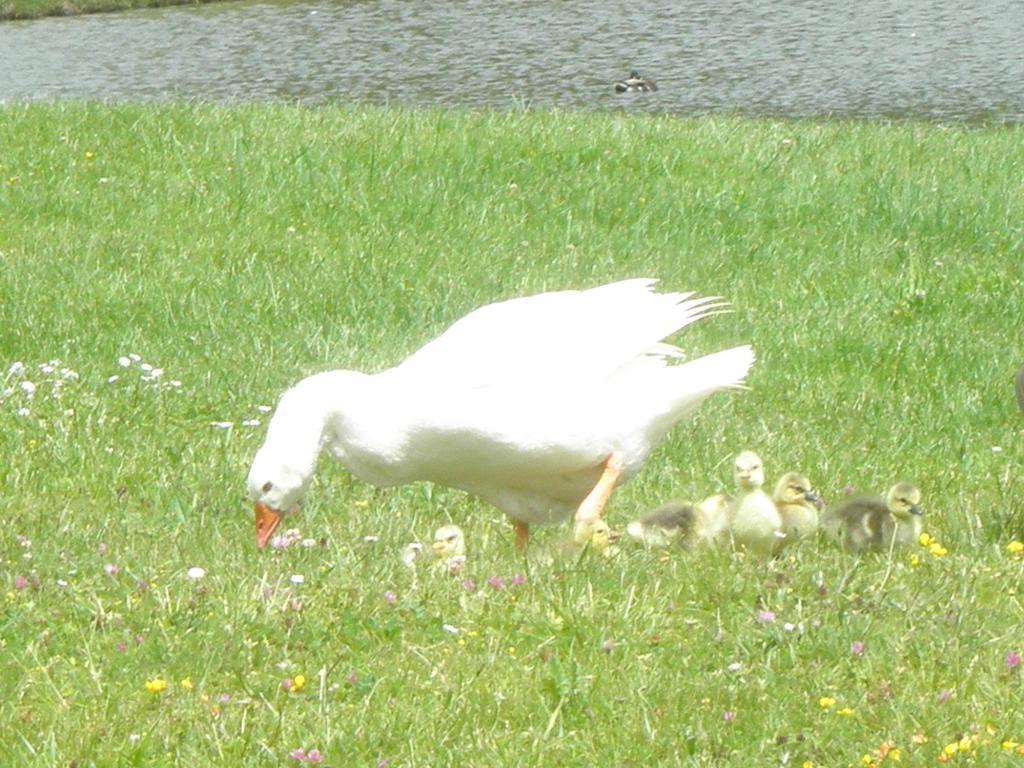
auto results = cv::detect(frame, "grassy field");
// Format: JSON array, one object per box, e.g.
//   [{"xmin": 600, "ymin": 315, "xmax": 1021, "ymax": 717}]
[
  {"xmin": 2, "ymin": 102, "xmax": 1024, "ymax": 766},
  {"xmin": 0, "ymin": 0, "xmax": 215, "ymax": 21}
]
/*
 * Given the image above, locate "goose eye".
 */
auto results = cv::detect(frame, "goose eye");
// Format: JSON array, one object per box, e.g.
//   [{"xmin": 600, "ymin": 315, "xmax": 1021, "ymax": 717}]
[{"xmin": 262, "ymin": 481, "xmax": 273, "ymax": 494}]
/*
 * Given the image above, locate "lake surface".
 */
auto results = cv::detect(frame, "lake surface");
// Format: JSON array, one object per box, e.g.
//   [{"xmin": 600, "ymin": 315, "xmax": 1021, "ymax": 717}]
[{"xmin": 3, "ymin": 0, "xmax": 1024, "ymax": 121}]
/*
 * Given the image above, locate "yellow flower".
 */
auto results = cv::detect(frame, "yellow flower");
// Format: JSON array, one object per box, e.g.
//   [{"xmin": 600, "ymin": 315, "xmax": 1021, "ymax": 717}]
[
  {"xmin": 911, "ymin": 734, "xmax": 928, "ymax": 744},
  {"xmin": 836, "ymin": 707, "xmax": 855, "ymax": 716},
  {"xmin": 919, "ymin": 532, "xmax": 934, "ymax": 547},
  {"xmin": 888, "ymin": 748, "xmax": 900, "ymax": 761},
  {"xmin": 84, "ymin": 151, "xmax": 95, "ymax": 160},
  {"xmin": 1007, "ymin": 540, "xmax": 1024, "ymax": 556},
  {"xmin": 802, "ymin": 761, "xmax": 813, "ymax": 768},
  {"xmin": 289, "ymin": 674, "xmax": 305, "ymax": 693},
  {"xmin": 1001, "ymin": 740, "xmax": 1020, "ymax": 750},
  {"xmin": 818, "ymin": 696, "xmax": 836, "ymax": 709},
  {"xmin": 942, "ymin": 742, "xmax": 959, "ymax": 757},
  {"xmin": 180, "ymin": 677, "xmax": 193, "ymax": 689},
  {"xmin": 909, "ymin": 554, "xmax": 920, "ymax": 567},
  {"xmin": 860, "ymin": 756, "xmax": 874, "ymax": 767},
  {"xmin": 929, "ymin": 543, "xmax": 948, "ymax": 557},
  {"xmin": 145, "ymin": 677, "xmax": 167, "ymax": 693}
]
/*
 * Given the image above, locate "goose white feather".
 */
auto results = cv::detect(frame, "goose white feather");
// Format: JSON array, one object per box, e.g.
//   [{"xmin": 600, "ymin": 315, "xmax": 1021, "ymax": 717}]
[{"xmin": 247, "ymin": 278, "xmax": 754, "ymax": 548}]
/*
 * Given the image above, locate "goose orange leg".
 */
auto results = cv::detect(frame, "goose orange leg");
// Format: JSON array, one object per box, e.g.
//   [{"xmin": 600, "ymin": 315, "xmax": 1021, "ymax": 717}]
[
  {"xmin": 573, "ymin": 451, "xmax": 624, "ymax": 538},
  {"xmin": 513, "ymin": 519, "xmax": 530, "ymax": 552}
]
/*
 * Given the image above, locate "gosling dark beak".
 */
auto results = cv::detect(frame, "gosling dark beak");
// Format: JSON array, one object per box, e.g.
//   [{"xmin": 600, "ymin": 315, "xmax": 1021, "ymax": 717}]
[
  {"xmin": 805, "ymin": 491, "xmax": 824, "ymax": 511},
  {"xmin": 254, "ymin": 503, "xmax": 283, "ymax": 548},
  {"xmin": 910, "ymin": 504, "xmax": 923, "ymax": 516}
]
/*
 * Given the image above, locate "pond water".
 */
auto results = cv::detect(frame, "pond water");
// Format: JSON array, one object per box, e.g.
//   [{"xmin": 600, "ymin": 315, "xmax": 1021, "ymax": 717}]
[{"xmin": 2, "ymin": 0, "xmax": 1024, "ymax": 121}]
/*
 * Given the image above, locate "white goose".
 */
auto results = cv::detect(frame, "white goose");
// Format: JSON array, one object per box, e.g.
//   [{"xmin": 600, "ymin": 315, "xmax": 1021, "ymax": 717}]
[{"xmin": 247, "ymin": 278, "xmax": 754, "ymax": 550}]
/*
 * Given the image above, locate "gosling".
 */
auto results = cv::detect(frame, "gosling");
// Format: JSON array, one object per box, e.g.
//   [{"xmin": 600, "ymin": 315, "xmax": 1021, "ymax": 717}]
[
  {"xmin": 773, "ymin": 472, "xmax": 821, "ymax": 551},
  {"xmin": 626, "ymin": 494, "xmax": 730, "ymax": 549},
  {"xmin": 821, "ymin": 482, "xmax": 923, "ymax": 553},
  {"xmin": 727, "ymin": 451, "xmax": 782, "ymax": 558},
  {"xmin": 432, "ymin": 524, "xmax": 466, "ymax": 575}
]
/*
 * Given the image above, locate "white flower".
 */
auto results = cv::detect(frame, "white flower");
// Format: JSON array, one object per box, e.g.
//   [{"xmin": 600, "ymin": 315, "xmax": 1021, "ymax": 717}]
[
  {"xmin": 290, "ymin": 574, "xmax": 305, "ymax": 584},
  {"xmin": 257, "ymin": 405, "xmax": 272, "ymax": 413},
  {"xmin": 363, "ymin": 535, "xmax": 379, "ymax": 543},
  {"xmin": 442, "ymin": 623, "xmax": 459, "ymax": 634},
  {"xmin": 20, "ymin": 380, "xmax": 36, "ymax": 395},
  {"xmin": 187, "ymin": 566, "xmax": 206, "ymax": 580},
  {"xmin": 117, "ymin": 356, "xmax": 131, "ymax": 367},
  {"xmin": 727, "ymin": 662, "xmax": 742, "ymax": 672},
  {"xmin": 992, "ymin": 446, "xmax": 1003, "ymax": 454},
  {"xmin": 210, "ymin": 421, "xmax": 233, "ymax": 429},
  {"xmin": 60, "ymin": 368, "xmax": 78, "ymax": 380},
  {"xmin": 107, "ymin": 375, "xmax": 120, "ymax": 384},
  {"xmin": 16, "ymin": 407, "xmax": 30, "ymax": 417},
  {"xmin": 139, "ymin": 363, "xmax": 153, "ymax": 373},
  {"xmin": 150, "ymin": 368, "xmax": 163, "ymax": 378},
  {"xmin": 56, "ymin": 579, "xmax": 68, "ymax": 587},
  {"xmin": 169, "ymin": 380, "xmax": 182, "ymax": 388},
  {"xmin": 39, "ymin": 363, "xmax": 55, "ymax": 375},
  {"xmin": 7, "ymin": 361, "xmax": 25, "ymax": 376},
  {"xmin": 242, "ymin": 419, "xmax": 260, "ymax": 427},
  {"xmin": 301, "ymin": 539, "xmax": 317, "ymax": 548},
  {"xmin": 128, "ymin": 353, "xmax": 141, "ymax": 362}
]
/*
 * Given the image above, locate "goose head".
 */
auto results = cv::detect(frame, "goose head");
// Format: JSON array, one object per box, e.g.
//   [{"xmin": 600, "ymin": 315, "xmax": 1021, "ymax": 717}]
[
  {"xmin": 885, "ymin": 482, "xmax": 922, "ymax": 520},
  {"xmin": 773, "ymin": 472, "xmax": 820, "ymax": 507},
  {"xmin": 247, "ymin": 447, "xmax": 310, "ymax": 548},
  {"xmin": 733, "ymin": 450, "xmax": 765, "ymax": 491}
]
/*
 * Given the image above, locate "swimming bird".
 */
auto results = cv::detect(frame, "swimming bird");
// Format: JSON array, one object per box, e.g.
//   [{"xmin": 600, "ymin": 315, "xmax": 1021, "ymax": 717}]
[
  {"xmin": 615, "ymin": 71, "xmax": 657, "ymax": 93},
  {"xmin": 727, "ymin": 451, "xmax": 782, "ymax": 558},
  {"xmin": 773, "ymin": 472, "xmax": 821, "ymax": 550},
  {"xmin": 247, "ymin": 278, "xmax": 754, "ymax": 551},
  {"xmin": 820, "ymin": 482, "xmax": 923, "ymax": 553}
]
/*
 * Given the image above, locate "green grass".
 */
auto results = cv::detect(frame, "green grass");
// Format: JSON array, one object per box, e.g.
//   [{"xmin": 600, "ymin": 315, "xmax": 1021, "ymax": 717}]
[
  {"xmin": 2, "ymin": 102, "xmax": 1024, "ymax": 766},
  {"xmin": 0, "ymin": 0, "xmax": 217, "ymax": 21}
]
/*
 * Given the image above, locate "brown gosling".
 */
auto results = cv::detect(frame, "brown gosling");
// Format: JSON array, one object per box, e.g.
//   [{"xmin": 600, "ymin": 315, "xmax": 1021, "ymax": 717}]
[{"xmin": 821, "ymin": 482, "xmax": 923, "ymax": 553}]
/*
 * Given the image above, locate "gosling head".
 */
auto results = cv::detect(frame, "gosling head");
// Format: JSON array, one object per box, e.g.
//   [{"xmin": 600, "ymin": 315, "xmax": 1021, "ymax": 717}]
[
  {"xmin": 432, "ymin": 524, "xmax": 466, "ymax": 560},
  {"xmin": 574, "ymin": 518, "xmax": 617, "ymax": 550},
  {"xmin": 733, "ymin": 451, "xmax": 765, "ymax": 491},
  {"xmin": 885, "ymin": 482, "xmax": 922, "ymax": 520},
  {"xmin": 773, "ymin": 472, "xmax": 821, "ymax": 507}
]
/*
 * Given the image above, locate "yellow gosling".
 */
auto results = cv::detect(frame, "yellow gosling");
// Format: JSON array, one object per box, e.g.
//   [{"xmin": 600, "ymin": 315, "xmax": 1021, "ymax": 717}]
[
  {"xmin": 773, "ymin": 472, "xmax": 821, "ymax": 551},
  {"xmin": 727, "ymin": 451, "xmax": 782, "ymax": 558}
]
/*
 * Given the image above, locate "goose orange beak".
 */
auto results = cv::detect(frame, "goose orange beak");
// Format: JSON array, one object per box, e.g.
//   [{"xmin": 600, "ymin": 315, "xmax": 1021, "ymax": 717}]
[{"xmin": 254, "ymin": 503, "xmax": 283, "ymax": 548}]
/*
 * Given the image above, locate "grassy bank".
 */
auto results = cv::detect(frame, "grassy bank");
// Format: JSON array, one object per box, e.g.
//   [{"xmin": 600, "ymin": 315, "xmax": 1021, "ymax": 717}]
[
  {"xmin": 2, "ymin": 102, "xmax": 1024, "ymax": 766},
  {"xmin": 1, "ymin": 0, "xmax": 212, "ymax": 21}
]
